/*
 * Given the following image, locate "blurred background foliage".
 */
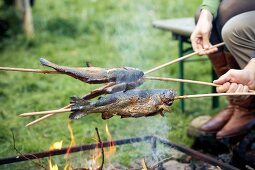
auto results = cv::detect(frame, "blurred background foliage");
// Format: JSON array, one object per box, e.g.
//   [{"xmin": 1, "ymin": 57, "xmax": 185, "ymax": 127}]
[{"xmin": 0, "ymin": 0, "xmax": 227, "ymax": 169}]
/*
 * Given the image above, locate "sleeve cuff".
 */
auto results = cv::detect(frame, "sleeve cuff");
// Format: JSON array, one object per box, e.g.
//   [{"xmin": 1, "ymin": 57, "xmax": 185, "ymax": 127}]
[{"xmin": 201, "ymin": 0, "xmax": 220, "ymax": 18}]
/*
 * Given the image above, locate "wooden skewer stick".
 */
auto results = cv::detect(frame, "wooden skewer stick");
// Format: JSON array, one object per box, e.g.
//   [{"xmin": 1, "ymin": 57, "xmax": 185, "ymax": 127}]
[
  {"xmin": 175, "ymin": 92, "xmax": 255, "ymax": 99},
  {"xmin": 20, "ymin": 108, "xmax": 71, "ymax": 116},
  {"xmin": 25, "ymin": 104, "xmax": 71, "ymax": 127},
  {"xmin": 0, "ymin": 67, "xmax": 59, "ymax": 74},
  {"xmin": 145, "ymin": 76, "xmax": 216, "ymax": 86},
  {"xmin": 144, "ymin": 76, "xmax": 255, "ymax": 93},
  {"xmin": 144, "ymin": 42, "xmax": 225, "ymax": 74}
]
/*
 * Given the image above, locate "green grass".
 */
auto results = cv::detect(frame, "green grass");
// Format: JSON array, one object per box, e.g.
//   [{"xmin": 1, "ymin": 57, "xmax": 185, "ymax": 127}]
[{"xmin": 0, "ymin": 0, "xmax": 228, "ymax": 169}]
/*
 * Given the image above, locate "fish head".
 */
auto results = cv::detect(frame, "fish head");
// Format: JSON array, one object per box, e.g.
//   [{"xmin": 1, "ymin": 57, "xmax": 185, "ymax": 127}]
[{"xmin": 159, "ymin": 89, "xmax": 176, "ymax": 106}]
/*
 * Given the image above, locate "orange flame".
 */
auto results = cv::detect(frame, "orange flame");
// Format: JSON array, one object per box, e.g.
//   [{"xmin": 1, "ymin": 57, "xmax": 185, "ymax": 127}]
[
  {"xmin": 88, "ymin": 134, "xmax": 101, "ymax": 169},
  {"xmin": 65, "ymin": 122, "xmax": 76, "ymax": 157},
  {"xmin": 86, "ymin": 124, "xmax": 116, "ymax": 168},
  {"xmin": 64, "ymin": 122, "xmax": 76, "ymax": 170},
  {"xmin": 48, "ymin": 141, "xmax": 63, "ymax": 170},
  {"xmin": 105, "ymin": 124, "xmax": 116, "ymax": 158}
]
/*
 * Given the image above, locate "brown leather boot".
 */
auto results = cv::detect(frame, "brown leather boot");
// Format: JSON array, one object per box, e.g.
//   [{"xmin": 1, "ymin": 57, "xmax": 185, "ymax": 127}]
[
  {"xmin": 224, "ymin": 51, "xmax": 241, "ymax": 70},
  {"xmin": 216, "ymin": 96, "xmax": 255, "ymax": 139},
  {"xmin": 199, "ymin": 51, "xmax": 231, "ymax": 133},
  {"xmin": 200, "ymin": 51, "xmax": 242, "ymax": 134},
  {"xmin": 200, "ymin": 105, "xmax": 235, "ymax": 133},
  {"xmin": 208, "ymin": 51, "xmax": 229, "ymax": 77}
]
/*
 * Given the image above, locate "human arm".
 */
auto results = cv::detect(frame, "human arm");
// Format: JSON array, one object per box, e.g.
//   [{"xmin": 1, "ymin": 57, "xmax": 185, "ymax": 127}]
[
  {"xmin": 190, "ymin": 0, "xmax": 220, "ymax": 55},
  {"xmin": 213, "ymin": 58, "xmax": 255, "ymax": 93}
]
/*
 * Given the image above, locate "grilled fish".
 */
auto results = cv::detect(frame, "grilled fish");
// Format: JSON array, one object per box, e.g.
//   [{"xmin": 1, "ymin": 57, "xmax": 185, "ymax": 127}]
[
  {"xmin": 39, "ymin": 58, "xmax": 144, "ymax": 84},
  {"xmin": 69, "ymin": 89, "xmax": 176, "ymax": 120},
  {"xmin": 40, "ymin": 58, "xmax": 145, "ymax": 100}
]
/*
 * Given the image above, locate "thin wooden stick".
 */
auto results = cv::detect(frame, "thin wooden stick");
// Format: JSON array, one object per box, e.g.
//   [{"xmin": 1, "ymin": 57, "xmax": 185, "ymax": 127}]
[
  {"xmin": 20, "ymin": 108, "xmax": 71, "ymax": 117},
  {"xmin": 144, "ymin": 42, "xmax": 225, "ymax": 74},
  {"xmin": 0, "ymin": 67, "xmax": 59, "ymax": 74},
  {"xmin": 25, "ymin": 114, "xmax": 54, "ymax": 127},
  {"xmin": 95, "ymin": 128, "xmax": 104, "ymax": 170},
  {"xmin": 144, "ymin": 76, "xmax": 255, "ymax": 92},
  {"xmin": 145, "ymin": 76, "xmax": 216, "ymax": 86},
  {"xmin": 175, "ymin": 92, "xmax": 255, "ymax": 100},
  {"xmin": 25, "ymin": 104, "xmax": 71, "ymax": 127}
]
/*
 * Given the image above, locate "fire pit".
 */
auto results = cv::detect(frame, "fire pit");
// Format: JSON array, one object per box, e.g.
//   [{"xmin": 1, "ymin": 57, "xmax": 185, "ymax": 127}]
[{"xmin": 0, "ymin": 135, "xmax": 239, "ymax": 170}]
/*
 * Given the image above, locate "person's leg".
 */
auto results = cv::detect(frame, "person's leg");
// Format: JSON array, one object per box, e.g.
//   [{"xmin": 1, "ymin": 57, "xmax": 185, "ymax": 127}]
[
  {"xmin": 194, "ymin": 8, "xmax": 235, "ymax": 134},
  {"xmin": 222, "ymin": 11, "xmax": 255, "ymax": 68},
  {"xmin": 216, "ymin": 11, "xmax": 255, "ymax": 138},
  {"xmin": 199, "ymin": 0, "xmax": 255, "ymax": 134}
]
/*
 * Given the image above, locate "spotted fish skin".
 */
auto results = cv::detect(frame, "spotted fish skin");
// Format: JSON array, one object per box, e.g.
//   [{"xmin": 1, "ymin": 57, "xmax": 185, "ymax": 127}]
[
  {"xmin": 39, "ymin": 58, "xmax": 144, "ymax": 84},
  {"xmin": 69, "ymin": 89, "xmax": 176, "ymax": 120}
]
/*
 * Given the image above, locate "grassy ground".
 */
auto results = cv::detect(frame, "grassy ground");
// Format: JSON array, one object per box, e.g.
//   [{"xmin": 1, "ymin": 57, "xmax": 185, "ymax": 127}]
[{"xmin": 0, "ymin": 0, "xmax": 228, "ymax": 169}]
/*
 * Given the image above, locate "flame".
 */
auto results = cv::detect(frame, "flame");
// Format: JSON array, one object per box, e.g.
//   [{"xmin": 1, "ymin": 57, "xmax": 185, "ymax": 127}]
[
  {"xmin": 105, "ymin": 124, "xmax": 116, "ymax": 158},
  {"xmin": 86, "ymin": 124, "xmax": 116, "ymax": 169},
  {"xmin": 88, "ymin": 134, "xmax": 101, "ymax": 169},
  {"xmin": 65, "ymin": 122, "xmax": 76, "ymax": 157},
  {"xmin": 49, "ymin": 141, "xmax": 63, "ymax": 150},
  {"xmin": 47, "ymin": 123, "xmax": 116, "ymax": 170},
  {"xmin": 48, "ymin": 141, "xmax": 63, "ymax": 170},
  {"xmin": 64, "ymin": 122, "xmax": 76, "ymax": 170},
  {"xmin": 49, "ymin": 160, "xmax": 59, "ymax": 170}
]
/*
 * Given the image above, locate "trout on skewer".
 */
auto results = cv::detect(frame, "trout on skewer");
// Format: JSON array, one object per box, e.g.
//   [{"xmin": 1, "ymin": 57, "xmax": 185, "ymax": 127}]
[
  {"xmin": 40, "ymin": 58, "xmax": 144, "ymax": 99},
  {"xmin": 69, "ymin": 89, "xmax": 176, "ymax": 120}
]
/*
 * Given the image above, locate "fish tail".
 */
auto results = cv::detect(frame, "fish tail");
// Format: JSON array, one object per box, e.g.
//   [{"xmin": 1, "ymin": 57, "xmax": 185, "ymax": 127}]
[
  {"xmin": 39, "ymin": 57, "xmax": 67, "ymax": 72},
  {"xmin": 69, "ymin": 96, "xmax": 91, "ymax": 120}
]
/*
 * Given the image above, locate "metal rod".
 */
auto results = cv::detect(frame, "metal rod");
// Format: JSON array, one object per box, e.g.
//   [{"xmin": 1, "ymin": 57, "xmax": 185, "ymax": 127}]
[{"xmin": 0, "ymin": 136, "xmax": 153, "ymax": 165}]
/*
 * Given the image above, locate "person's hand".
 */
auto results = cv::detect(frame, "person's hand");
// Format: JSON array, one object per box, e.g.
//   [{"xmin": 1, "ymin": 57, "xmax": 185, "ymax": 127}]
[
  {"xmin": 213, "ymin": 59, "xmax": 255, "ymax": 93},
  {"xmin": 190, "ymin": 9, "xmax": 218, "ymax": 55}
]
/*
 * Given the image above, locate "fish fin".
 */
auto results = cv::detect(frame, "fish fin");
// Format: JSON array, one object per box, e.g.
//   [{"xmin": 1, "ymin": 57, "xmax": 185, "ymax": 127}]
[
  {"xmin": 105, "ymin": 83, "xmax": 127, "ymax": 94},
  {"xmin": 159, "ymin": 104, "xmax": 172, "ymax": 113},
  {"xmin": 159, "ymin": 110, "xmax": 165, "ymax": 117},
  {"xmin": 70, "ymin": 96, "xmax": 90, "ymax": 106},
  {"xmin": 70, "ymin": 96, "xmax": 80, "ymax": 103},
  {"xmin": 101, "ymin": 112, "xmax": 113, "ymax": 120},
  {"xmin": 69, "ymin": 96, "xmax": 91, "ymax": 120},
  {"xmin": 69, "ymin": 111, "xmax": 88, "ymax": 120},
  {"xmin": 144, "ymin": 111, "xmax": 161, "ymax": 117}
]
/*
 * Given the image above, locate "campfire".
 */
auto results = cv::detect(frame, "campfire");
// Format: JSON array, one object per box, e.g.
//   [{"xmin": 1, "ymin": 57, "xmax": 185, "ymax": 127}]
[
  {"xmin": 0, "ymin": 42, "xmax": 254, "ymax": 170},
  {"xmin": 0, "ymin": 129, "xmax": 239, "ymax": 170}
]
